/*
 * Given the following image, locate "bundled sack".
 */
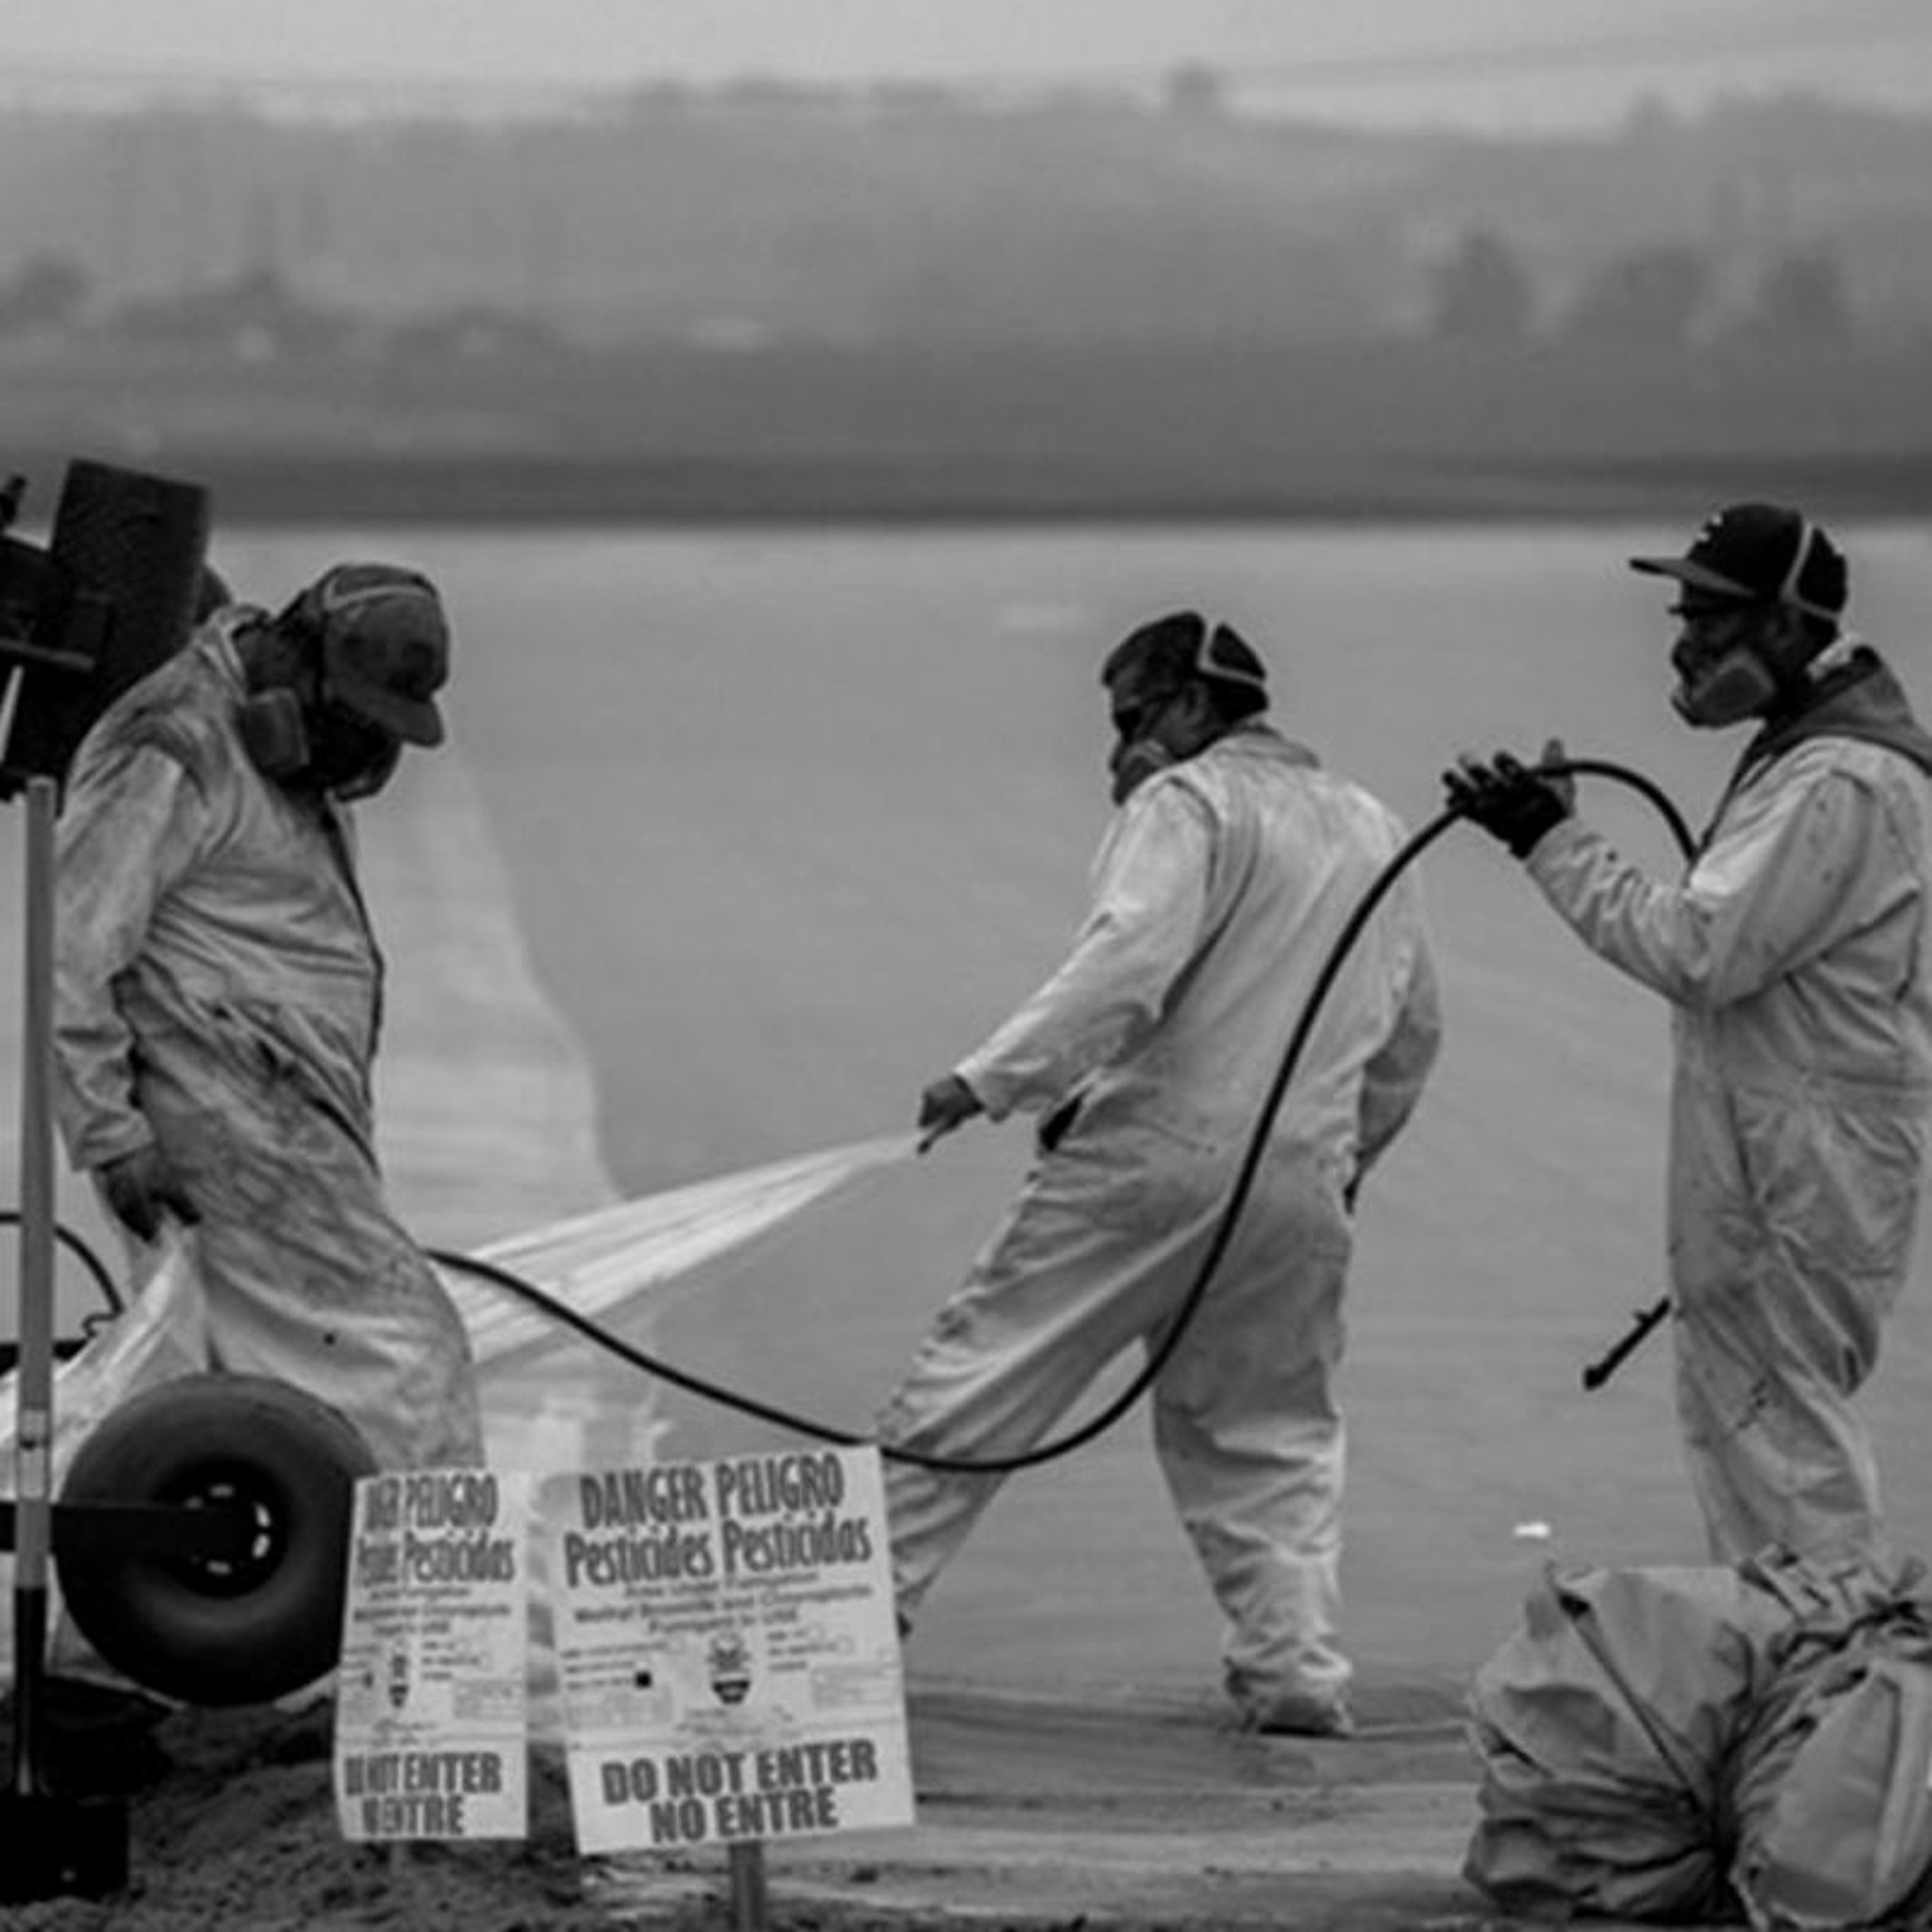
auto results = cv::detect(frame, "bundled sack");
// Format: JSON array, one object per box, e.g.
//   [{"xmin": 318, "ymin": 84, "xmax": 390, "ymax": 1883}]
[
  {"xmin": 1465, "ymin": 1560, "xmax": 1792, "ymax": 1922},
  {"xmin": 1725, "ymin": 1563, "xmax": 1932, "ymax": 1932},
  {"xmin": 1465, "ymin": 1550, "xmax": 1932, "ymax": 1927}
]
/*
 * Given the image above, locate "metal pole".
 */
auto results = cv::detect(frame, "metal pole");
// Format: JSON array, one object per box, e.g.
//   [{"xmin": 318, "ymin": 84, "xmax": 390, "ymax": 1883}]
[
  {"xmin": 727, "ymin": 1841, "xmax": 769, "ymax": 1932},
  {"xmin": 11, "ymin": 772, "xmax": 59, "ymax": 1795}
]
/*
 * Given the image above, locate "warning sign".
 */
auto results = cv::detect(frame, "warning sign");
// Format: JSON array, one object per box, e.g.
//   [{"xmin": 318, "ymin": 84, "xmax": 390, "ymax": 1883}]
[
  {"xmin": 334, "ymin": 1468, "xmax": 533, "ymax": 1842},
  {"xmin": 540, "ymin": 1445, "xmax": 912, "ymax": 1854}
]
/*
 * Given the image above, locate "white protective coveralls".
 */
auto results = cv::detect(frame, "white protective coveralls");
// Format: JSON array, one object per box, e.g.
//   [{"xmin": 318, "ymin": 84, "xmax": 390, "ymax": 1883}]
[
  {"xmin": 877, "ymin": 722, "xmax": 1441, "ymax": 1723},
  {"xmin": 1524, "ymin": 652, "xmax": 1932, "ymax": 1564},
  {"xmin": 52, "ymin": 611, "xmax": 484, "ymax": 1471}
]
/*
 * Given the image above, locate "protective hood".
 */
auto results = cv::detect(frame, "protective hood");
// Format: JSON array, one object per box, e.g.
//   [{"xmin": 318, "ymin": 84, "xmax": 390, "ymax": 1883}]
[{"xmin": 1727, "ymin": 646, "xmax": 1932, "ymax": 797}]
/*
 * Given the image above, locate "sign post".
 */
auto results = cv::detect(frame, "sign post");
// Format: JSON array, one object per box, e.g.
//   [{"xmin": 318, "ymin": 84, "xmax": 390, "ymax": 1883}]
[{"xmin": 728, "ymin": 1840, "xmax": 770, "ymax": 1932}]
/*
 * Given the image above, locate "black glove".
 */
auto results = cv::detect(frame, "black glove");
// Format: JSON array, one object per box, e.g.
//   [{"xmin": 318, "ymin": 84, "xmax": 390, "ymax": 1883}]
[
  {"xmin": 98, "ymin": 1145, "xmax": 201, "ymax": 1244},
  {"xmin": 1444, "ymin": 750, "xmax": 1573, "ymax": 859},
  {"xmin": 916, "ymin": 1072, "xmax": 983, "ymax": 1152}
]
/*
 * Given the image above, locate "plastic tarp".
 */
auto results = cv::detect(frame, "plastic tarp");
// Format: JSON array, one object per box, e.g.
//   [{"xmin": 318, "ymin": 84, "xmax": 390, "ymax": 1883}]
[
  {"xmin": 451, "ymin": 1130, "xmax": 918, "ymax": 1483},
  {"xmin": 1466, "ymin": 1551, "xmax": 1932, "ymax": 1929},
  {"xmin": 0, "ymin": 1131, "xmax": 920, "ymax": 1696},
  {"xmin": 440, "ymin": 1130, "xmax": 918, "ymax": 1374},
  {"xmin": 1727, "ymin": 1567, "xmax": 1932, "ymax": 1931},
  {"xmin": 2, "ymin": 1130, "xmax": 917, "ymax": 1473}
]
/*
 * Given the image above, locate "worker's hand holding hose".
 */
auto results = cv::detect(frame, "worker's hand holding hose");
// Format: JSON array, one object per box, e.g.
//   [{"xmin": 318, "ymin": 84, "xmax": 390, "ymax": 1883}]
[
  {"xmin": 916, "ymin": 1072, "xmax": 984, "ymax": 1153},
  {"xmin": 98, "ymin": 1144, "xmax": 202, "ymax": 1243},
  {"xmin": 1444, "ymin": 736, "xmax": 1577, "ymax": 858}
]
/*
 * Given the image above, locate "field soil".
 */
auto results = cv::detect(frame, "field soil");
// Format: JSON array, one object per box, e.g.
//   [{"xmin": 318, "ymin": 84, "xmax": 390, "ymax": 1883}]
[{"xmin": 0, "ymin": 1670, "xmax": 1520, "ymax": 1932}]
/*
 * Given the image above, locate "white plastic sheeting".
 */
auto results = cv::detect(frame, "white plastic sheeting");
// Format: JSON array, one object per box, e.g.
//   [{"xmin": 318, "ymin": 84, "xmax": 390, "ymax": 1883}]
[
  {"xmin": 2, "ymin": 1130, "xmax": 916, "ymax": 1475},
  {"xmin": 1, "ymin": 1131, "xmax": 920, "ymax": 1695},
  {"xmin": 445, "ymin": 1130, "xmax": 918, "ymax": 1375},
  {"xmin": 457, "ymin": 1130, "xmax": 916, "ymax": 1477}
]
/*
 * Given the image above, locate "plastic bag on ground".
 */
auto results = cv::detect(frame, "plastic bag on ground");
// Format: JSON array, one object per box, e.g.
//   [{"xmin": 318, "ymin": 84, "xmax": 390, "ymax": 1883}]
[
  {"xmin": 1727, "ymin": 1571, "xmax": 1932, "ymax": 1932},
  {"xmin": 1465, "ymin": 1560, "xmax": 1794, "ymax": 1922},
  {"xmin": 1466, "ymin": 1551, "xmax": 1932, "ymax": 1927}
]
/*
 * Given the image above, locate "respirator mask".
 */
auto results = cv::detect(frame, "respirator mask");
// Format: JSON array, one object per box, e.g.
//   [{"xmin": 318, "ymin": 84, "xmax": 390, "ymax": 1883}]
[
  {"xmin": 1655, "ymin": 513, "xmax": 1845, "ymax": 731},
  {"xmin": 236, "ymin": 564, "xmax": 446, "ymax": 800},
  {"xmin": 1667, "ymin": 596, "xmax": 1835, "ymax": 732},
  {"xmin": 1108, "ymin": 688, "xmax": 1185, "ymax": 804},
  {"xmin": 238, "ymin": 680, "xmax": 403, "ymax": 800},
  {"xmin": 309, "ymin": 699, "xmax": 402, "ymax": 799},
  {"xmin": 1669, "ymin": 607, "xmax": 1779, "ymax": 729}
]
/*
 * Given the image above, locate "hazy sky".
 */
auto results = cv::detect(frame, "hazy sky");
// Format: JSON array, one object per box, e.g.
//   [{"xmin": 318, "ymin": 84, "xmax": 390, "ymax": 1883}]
[{"xmin": 10, "ymin": 0, "xmax": 1932, "ymax": 130}]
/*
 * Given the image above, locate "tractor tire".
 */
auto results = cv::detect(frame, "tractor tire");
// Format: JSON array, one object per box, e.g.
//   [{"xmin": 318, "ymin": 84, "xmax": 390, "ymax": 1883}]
[{"xmin": 56, "ymin": 1372, "xmax": 378, "ymax": 1707}]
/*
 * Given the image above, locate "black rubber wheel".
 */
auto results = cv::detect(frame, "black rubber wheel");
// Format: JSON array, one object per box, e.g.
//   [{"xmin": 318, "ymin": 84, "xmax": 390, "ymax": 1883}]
[{"xmin": 56, "ymin": 1372, "xmax": 379, "ymax": 1707}]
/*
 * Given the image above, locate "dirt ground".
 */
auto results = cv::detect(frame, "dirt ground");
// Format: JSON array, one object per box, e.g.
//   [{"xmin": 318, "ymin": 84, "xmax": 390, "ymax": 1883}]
[
  {"xmin": 0, "ymin": 1696, "xmax": 617, "ymax": 1932},
  {"xmin": 0, "ymin": 1669, "xmax": 1523, "ymax": 1932}
]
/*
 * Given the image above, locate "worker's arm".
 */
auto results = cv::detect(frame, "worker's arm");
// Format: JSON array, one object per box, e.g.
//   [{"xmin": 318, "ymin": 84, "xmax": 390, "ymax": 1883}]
[
  {"xmin": 1353, "ymin": 923, "xmax": 1443, "ymax": 1188},
  {"xmin": 53, "ymin": 737, "xmax": 208, "ymax": 1172},
  {"xmin": 952, "ymin": 778, "xmax": 1213, "ymax": 1121},
  {"xmin": 1525, "ymin": 759, "xmax": 1900, "ymax": 1010}
]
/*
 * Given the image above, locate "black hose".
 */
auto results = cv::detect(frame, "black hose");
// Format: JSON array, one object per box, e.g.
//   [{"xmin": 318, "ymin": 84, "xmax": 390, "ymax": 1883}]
[
  {"xmin": 10, "ymin": 757, "xmax": 1692, "ymax": 1458},
  {"xmin": 1557, "ymin": 757, "xmax": 1694, "ymax": 860},
  {"xmin": 431, "ymin": 1243, "xmax": 874, "ymax": 1449},
  {"xmin": 433, "ymin": 755, "xmax": 1697, "ymax": 1471},
  {"xmin": 0, "ymin": 1209, "xmax": 125, "ymax": 1315},
  {"xmin": 1546, "ymin": 761, "xmax": 1695, "ymax": 1390},
  {"xmin": 428, "ymin": 822, "xmax": 1456, "ymax": 1476}
]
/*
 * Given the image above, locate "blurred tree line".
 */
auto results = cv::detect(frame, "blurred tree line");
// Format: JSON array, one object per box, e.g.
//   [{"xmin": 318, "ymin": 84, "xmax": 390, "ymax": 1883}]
[
  {"xmin": 2, "ymin": 81, "xmax": 1930, "ymax": 358},
  {"xmin": 0, "ymin": 229, "xmax": 1859, "ymax": 358},
  {"xmin": 1428, "ymin": 230, "xmax": 1853, "ymax": 348}
]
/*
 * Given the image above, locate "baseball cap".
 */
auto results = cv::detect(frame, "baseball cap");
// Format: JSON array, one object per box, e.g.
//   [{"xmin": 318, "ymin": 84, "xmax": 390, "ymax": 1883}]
[
  {"xmin": 307, "ymin": 562, "xmax": 450, "ymax": 745},
  {"xmin": 1629, "ymin": 502, "xmax": 1847, "ymax": 624},
  {"xmin": 1103, "ymin": 611, "xmax": 1269, "ymax": 708}
]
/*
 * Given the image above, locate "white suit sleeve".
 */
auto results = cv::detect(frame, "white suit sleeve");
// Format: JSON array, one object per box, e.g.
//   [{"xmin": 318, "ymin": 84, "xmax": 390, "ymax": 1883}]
[
  {"xmin": 1523, "ymin": 766, "xmax": 1893, "ymax": 1010},
  {"xmin": 957, "ymin": 781, "xmax": 1212, "ymax": 1118},
  {"xmin": 53, "ymin": 740, "xmax": 208, "ymax": 1170},
  {"xmin": 1354, "ymin": 926, "xmax": 1443, "ymax": 1175}
]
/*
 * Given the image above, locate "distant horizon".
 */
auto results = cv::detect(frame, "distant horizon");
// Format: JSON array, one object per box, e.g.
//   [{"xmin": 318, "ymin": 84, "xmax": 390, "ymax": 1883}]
[
  {"xmin": 8, "ymin": 0, "xmax": 1932, "ymax": 136},
  {"xmin": 4, "ymin": 64, "xmax": 1931, "ymax": 142}
]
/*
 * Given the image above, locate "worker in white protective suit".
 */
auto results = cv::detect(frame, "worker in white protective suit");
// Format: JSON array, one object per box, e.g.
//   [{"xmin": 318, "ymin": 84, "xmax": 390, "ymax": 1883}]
[
  {"xmin": 878, "ymin": 612, "xmax": 1443, "ymax": 1737},
  {"xmin": 53, "ymin": 561, "xmax": 484, "ymax": 1473},
  {"xmin": 1448, "ymin": 503, "xmax": 1932, "ymax": 1567}
]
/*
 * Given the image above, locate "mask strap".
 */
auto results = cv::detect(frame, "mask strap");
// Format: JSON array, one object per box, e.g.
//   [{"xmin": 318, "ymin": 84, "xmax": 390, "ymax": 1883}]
[
  {"xmin": 1776, "ymin": 518, "xmax": 1812, "ymax": 604},
  {"xmin": 1775, "ymin": 518, "xmax": 1841, "ymax": 625},
  {"xmin": 1186, "ymin": 618, "xmax": 1267, "ymax": 695},
  {"xmin": 1804, "ymin": 629, "xmax": 1864, "ymax": 680}
]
